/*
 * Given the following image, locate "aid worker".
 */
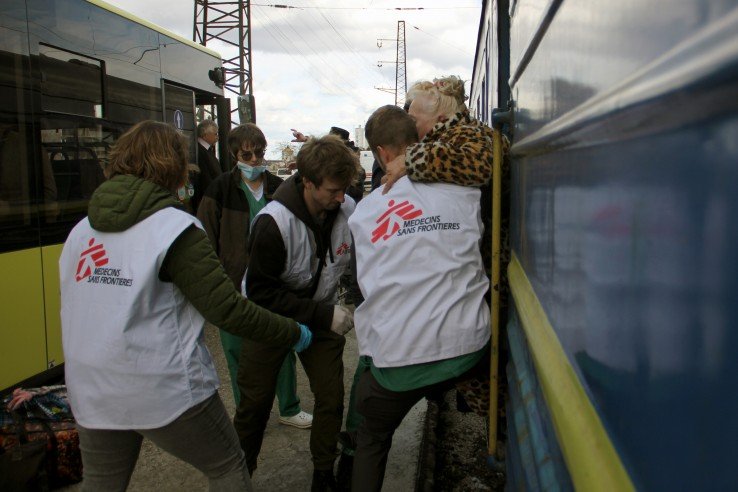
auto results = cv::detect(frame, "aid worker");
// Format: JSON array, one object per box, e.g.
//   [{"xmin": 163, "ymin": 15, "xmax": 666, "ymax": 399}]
[
  {"xmin": 59, "ymin": 121, "xmax": 311, "ymax": 491},
  {"xmin": 347, "ymin": 104, "xmax": 491, "ymax": 492},
  {"xmin": 235, "ymin": 135, "xmax": 357, "ymax": 490},
  {"xmin": 197, "ymin": 123, "xmax": 313, "ymax": 430}
]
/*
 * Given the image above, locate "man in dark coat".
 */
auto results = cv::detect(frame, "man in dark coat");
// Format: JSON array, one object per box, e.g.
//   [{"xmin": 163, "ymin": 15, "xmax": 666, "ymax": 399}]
[{"xmin": 192, "ymin": 119, "xmax": 222, "ymax": 212}]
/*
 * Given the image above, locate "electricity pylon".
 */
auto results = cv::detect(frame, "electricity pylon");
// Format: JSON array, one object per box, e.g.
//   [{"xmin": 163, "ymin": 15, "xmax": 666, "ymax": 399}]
[
  {"xmin": 376, "ymin": 20, "xmax": 408, "ymax": 107},
  {"xmin": 194, "ymin": 0, "xmax": 255, "ymax": 123}
]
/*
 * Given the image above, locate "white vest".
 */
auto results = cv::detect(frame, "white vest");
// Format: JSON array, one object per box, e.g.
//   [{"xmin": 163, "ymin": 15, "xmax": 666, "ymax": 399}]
[
  {"xmin": 59, "ymin": 208, "xmax": 219, "ymax": 429},
  {"xmin": 348, "ymin": 178, "xmax": 490, "ymax": 367},
  {"xmin": 254, "ymin": 198, "xmax": 355, "ymax": 302}
]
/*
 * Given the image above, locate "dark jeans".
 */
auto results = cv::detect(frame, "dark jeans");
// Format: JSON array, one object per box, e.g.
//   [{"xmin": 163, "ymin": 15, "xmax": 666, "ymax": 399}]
[
  {"xmin": 351, "ymin": 367, "xmax": 471, "ymax": 492},
  {"xmin": 234, "ymin": 329, "xmax": 346, "ymax": 472}
]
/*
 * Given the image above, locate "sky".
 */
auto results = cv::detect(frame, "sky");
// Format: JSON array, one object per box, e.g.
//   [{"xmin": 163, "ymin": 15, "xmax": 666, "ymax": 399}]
[{"xmin": 108, "ymin": 0, "xmax": 482, "ymax": 159}]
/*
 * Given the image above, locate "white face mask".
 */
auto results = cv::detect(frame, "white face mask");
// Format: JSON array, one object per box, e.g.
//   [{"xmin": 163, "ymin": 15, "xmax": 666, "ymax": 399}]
[
  {"xmin": 176, "ymin": 183, "xmax": 194, "ymax": 202},
  {"xmin": 237, "ymin": 162, "xmax": 266, "ymax": 181}
]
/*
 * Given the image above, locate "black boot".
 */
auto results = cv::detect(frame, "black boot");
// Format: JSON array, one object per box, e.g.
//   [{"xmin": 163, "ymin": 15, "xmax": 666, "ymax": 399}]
[
  {"xmin": 335, "ymin": 453, "xmax": 354, "ymax": 491},
  {"xmin": 312, "ymin": 468, "xmax": 339, "ymax": 492}
]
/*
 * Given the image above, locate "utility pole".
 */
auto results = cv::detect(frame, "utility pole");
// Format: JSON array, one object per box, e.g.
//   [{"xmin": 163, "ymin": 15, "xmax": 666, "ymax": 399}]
[
  {"xmin": 395, "ymin": 21, "xmax": 407, "ymax": 107},
  {"xmin": 375, "ymin": 20, "xmax": 408, "ymax": 107},
  {"xmin": 194, "ymin": 0, "xmax": 255, "ymax": 124}
]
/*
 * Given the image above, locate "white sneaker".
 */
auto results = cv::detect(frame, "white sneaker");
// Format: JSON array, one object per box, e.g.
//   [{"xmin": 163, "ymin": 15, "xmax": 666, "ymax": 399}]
[{"xmin": 279, "ymin": 410, "xmax": 313, "ymax": 429}]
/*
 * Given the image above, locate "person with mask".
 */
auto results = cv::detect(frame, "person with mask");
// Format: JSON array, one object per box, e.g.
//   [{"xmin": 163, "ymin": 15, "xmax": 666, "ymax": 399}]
[{"xmin": 197, "ymin": 123, "xmax": 313, "ymax": 429}]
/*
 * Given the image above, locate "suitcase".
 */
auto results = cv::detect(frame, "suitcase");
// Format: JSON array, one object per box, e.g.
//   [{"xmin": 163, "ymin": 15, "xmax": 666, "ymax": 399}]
[
  {"xmin": 1, "ymin": 386, "xmax": 83, "ymax": 490},
  {"xmin": 0, "ymin": 420, "xmax": 48, "ymax": 492}
]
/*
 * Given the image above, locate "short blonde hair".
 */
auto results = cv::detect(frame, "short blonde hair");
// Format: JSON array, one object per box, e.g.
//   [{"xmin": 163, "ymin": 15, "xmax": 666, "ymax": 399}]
[
  {"xmin": 407, "ymin": 75, "xmax": 467, "ymax": 119},
  {"xmin": 106, "ymin": 121, "xmax": 189, "ymax": 191}
]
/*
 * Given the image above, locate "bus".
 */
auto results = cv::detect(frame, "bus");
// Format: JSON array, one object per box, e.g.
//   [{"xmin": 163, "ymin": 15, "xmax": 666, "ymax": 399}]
[{"xmin": 0, "ymin": 0, "xmax": 231, "ymax": 392}]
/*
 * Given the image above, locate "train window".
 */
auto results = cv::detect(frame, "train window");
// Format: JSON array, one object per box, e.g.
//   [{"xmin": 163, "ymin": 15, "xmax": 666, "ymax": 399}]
[
  {"xmin": 39, "ymin": 118, "xmax": 119, "ymax": 244},
  {"xmin": 39, "ymin": 44, "xmax": 103, "ymax": 118}
]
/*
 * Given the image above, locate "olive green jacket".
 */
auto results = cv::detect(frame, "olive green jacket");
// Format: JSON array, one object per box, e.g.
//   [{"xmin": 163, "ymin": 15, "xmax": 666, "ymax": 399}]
[{"xmin": 87, "ymin": 174, "xmax": 300, "ymax": 347}]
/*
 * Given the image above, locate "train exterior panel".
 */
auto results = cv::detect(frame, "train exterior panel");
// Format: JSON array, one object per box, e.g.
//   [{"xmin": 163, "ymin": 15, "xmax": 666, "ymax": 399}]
[
  {"xmin": 0, "ymin": 0, "xmax": 227, "ymax": 392},
  {"xmin": 471, "ymin": 1, "xmax": 738, "ymax": 490}
]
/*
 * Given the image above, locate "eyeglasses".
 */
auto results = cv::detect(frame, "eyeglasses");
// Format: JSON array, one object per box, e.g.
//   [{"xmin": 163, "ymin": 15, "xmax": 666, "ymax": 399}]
[{"xmin": 237, "ymin": 148, "xmax": 265, "ymax": 161}]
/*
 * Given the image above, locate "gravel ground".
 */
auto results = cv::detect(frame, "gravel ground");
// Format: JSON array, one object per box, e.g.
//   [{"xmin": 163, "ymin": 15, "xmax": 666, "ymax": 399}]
[{"xmin": 433, "ymin": 392, "xmax": 505, "ymax": 492}]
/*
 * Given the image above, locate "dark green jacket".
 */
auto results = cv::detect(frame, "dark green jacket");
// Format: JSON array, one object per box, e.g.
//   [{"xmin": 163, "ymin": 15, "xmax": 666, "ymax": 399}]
[
  {"xmin": 196, "ymin": 167, "xmax": 283, "ymax": 289},
  {"xmin": 88, "ymin": 174, "xmax": 300, "ymax": 347}
]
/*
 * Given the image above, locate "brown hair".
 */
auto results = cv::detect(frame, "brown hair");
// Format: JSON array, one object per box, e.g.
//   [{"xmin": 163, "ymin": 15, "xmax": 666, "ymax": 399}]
[
  {"xmin": 228, "ymin": 123, "xmax": 267, "ymax": 160},
  {"xmin": 106, "ymin": 120, "xmax": 188, "ymax": 191},
  {"xmin": 365, "ymin": 105, "xmax": 419, "ymax": 153},
  {"xmin": 297, "ymin": 134, "xmax": 358, "ymax": 188}
]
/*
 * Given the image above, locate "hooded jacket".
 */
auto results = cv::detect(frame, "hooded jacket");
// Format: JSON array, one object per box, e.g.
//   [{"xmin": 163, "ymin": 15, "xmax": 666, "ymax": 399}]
[
  {"xmin": 60, "ymin": 175, "xmax": 299, "ymax": 429},
  {"xmin": 197, "ymin": 167, "xmax": 283, "ymax": 288},
  {"xmin": 245, "ymin": 174, "xmax": 355, "ymax": 331},
  {"xmin": 78, "ymin": 174, "xmax": 300, "ymax": 345}
]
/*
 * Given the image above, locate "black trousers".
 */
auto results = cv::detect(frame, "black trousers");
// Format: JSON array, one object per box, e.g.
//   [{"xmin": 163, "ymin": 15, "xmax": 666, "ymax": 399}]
[
  {"xmin": 234, "ymin": 330, "xmax": 346, "ymax": 473},
  {"xmin": 350, "ymin": 369, "xmax": 456, "ymax": 492}
]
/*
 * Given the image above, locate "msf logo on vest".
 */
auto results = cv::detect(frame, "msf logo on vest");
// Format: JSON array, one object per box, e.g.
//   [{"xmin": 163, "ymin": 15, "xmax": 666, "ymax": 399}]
[
  {"xmin": 371, "ymin": 199, "xmax": 423, "ymax": 243},
  {"xmin": 76, "ymin": 238, "xmax": 109, "ymax": 282}
]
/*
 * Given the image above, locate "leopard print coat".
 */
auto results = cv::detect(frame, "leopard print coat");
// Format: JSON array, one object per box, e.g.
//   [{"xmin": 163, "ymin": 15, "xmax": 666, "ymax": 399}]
[{"xmin": 405, "ymin": 110, "xmax": 494, "ymax": 186}]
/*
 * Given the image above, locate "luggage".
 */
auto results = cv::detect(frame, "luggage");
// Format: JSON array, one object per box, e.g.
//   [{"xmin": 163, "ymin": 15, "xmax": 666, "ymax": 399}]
[
  {"xmin": 0, "ymin": 418, "xmax": 48, "ymax": 492},
  {"xmin": 0, "ymin": 386, "xmax": 82, "ymax": 490}
]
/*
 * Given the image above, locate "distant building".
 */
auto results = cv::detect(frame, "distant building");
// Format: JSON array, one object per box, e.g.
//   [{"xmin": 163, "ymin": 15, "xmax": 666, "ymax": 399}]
[
  {"xmin": 355, "ymin": 125, "xmax": 367, "ymax": 150},
  {"xmin": 265, "ymin": 159, "xmax": 282, "ymax": 172}
]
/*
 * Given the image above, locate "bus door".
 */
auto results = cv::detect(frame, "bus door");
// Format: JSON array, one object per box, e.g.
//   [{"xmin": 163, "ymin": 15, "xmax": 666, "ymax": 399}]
[{"xmin": 195, "ymin": 93, "xmax": 231, "ymax": 172}]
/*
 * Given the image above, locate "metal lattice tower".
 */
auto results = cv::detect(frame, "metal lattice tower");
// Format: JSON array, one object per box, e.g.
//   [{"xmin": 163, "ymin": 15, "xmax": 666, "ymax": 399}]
[
  {"xmin": 376, "ymin": 20, "xmax": 408, "ymax": 107},
  {"xmin": 395, "ymin": 21, "xmax": 407, "ymax": 107},
  {"xmin": 194, "ymin": 0, "xmax": 253, "ymax": 123}
]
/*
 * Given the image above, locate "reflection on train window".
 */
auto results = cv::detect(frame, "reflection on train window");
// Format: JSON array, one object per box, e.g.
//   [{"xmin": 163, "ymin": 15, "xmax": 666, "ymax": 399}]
[
  {"xmin": 39, "ymin": 44, "xmax": 103, "ymax": 118},
  {"xmin": 40, "ymin": 119, "xmax": 118, "ymax": 243}
]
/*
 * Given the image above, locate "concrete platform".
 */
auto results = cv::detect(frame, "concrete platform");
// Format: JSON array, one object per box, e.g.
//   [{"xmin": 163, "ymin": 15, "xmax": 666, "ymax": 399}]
[{"xmin": 62, "ymin": 324, "xmax": 425, "ymax": 491}]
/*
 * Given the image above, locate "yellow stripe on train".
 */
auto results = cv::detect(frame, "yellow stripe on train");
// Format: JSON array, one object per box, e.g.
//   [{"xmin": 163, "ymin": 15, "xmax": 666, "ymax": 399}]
[{"xmin": 508, "ymin": 253, "xmax": 635, "ymax": 491}]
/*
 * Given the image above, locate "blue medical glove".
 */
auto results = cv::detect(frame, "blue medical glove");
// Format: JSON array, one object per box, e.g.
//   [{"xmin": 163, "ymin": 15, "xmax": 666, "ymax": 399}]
[{"xmin": 293, "ymin": 323, "xmax": 312, "ymax": 353}]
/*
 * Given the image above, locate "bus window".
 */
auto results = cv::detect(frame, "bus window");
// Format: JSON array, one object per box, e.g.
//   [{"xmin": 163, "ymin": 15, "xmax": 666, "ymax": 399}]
[
  {"xmin": 39, "ymin": 119, "xmax": 118, "ymax": 245},
  {"xmin": 0, "ymin": 123, "xmax": 36, "ymax": 253},
  {"xmin": 39, "ymin": 44, "xmax": 103, "ymax": 118}
]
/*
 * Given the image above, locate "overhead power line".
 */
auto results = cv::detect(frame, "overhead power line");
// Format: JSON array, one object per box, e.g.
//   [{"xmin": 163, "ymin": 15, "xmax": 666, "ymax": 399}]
[
  {"xmin": 301, "ymin": 7, "xmax": 391, "ymax": 87},
  {"xmin": 411, "ymin": 25, "xmax": 472, "ymax": 55},
  {"xmin": 251, "ymin": 3, "xmax": 478, "ymax": 10},
  {"xmin": 253, "ymin": 5, "xmax": 355, "ymax": 97}
]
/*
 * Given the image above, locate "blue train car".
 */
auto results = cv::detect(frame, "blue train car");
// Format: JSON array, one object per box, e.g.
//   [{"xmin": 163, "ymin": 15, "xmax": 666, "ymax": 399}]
[{"xmin": 470, "ymin": 1, "xmax": 738, "ymax": 490}]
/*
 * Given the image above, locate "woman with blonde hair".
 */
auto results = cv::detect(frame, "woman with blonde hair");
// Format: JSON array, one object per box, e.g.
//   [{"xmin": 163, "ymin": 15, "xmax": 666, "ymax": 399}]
[
  {"xmin": 383, "ymin": 75, "xmax": 494, "ymax": 189},
  {"xmin": 59, "ymin": 120, "xmax": 311, "ymax": 491}
]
